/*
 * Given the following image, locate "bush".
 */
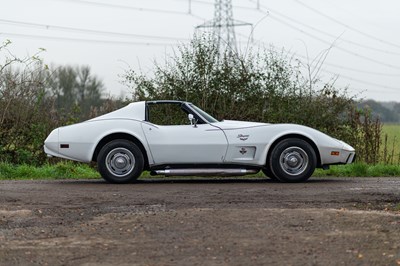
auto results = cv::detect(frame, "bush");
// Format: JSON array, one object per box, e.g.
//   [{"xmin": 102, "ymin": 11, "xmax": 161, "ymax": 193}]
[
  {"xmin": 0, "ymin": 40, "xmax": 56, "ymax": 165},
  {"xmin": 123, "ymin": 34, "xmax": 381, "ymax": 164}
]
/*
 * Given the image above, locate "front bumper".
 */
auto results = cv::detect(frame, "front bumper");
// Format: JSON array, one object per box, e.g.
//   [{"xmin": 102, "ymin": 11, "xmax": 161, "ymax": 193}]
[{"xmin": 319, "ymin": 139, "xmax": 356, "ymax": 166}]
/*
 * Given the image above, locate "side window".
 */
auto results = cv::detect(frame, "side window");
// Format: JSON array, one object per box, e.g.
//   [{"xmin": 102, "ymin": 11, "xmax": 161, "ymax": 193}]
[{"xmin": 147, "ymin": 103, "xmax": 190, "ymax": 126}]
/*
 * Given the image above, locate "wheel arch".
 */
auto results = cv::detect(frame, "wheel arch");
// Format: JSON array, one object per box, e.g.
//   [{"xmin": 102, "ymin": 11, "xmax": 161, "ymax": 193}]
[
  {"xmin": 92, "ymin": 133, "xmax": 150, "ymax": 170},
  {"xmin": 266, "ymin": 134, "xmax": 321, "ymax": 168}
]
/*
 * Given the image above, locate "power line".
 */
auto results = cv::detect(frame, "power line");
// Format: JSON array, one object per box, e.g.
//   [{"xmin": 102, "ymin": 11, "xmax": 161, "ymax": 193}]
[
  {"xmin": 259, "ymin": 10, "xmax": 400, "ymax": 70},
  {"xmin": 0, "ymin": 32, "xmax": 178, "ymax": 46},
  {"xmin": 0, "ymin": 19, "xmax": 189, "ymax": 42},
  {"xmin": 249, "ymin": 2, "xmax": 400, "ymax": 56},
  {"xmin": 318, "ymin": 68, "xmax": 400, "ymax": 92},
  {"xmin": 54, "ymin": 0, "xmax": 188, "ymax": 15},
  {"xmin": 237, "ymin": 33, "xmax": 399, "ymax": 91},
  {"xmin": 293, "ymin": 0, "xmax": 400, "ymax": 50},
  {"xmin": 237, "ymin": 31, "xmax": 400, "ymax": 77},
  {"xmin": 189, "ymin": 0, "xmax": 261, "ymax": 11},
  {"xmin": 52, "ymin": 0, "xmax": 208, "ymax": 21},
  {"xmin": 196, "ymin": 0, "xmax": 400, "ymax": 56},
  {"xmin": 294, "ymin": 53, "xmax": 400, "ymax": 77},
  {"xmin": 196, "ymin": 0, "xmax": 252, "ymax": 53}
]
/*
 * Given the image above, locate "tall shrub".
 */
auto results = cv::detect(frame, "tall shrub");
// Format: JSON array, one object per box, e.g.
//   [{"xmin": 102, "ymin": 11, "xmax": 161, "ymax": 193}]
[
  {"xmin": 0, "ymin": 40, "xmax": 115, "ymax": 165},
  {"xmin": 0, "ymin": 40, "xmax": 56, "ymax": 164},
  {"xmin": 123, "ymin": 34, "xmax": 381, "ymax": 163}
]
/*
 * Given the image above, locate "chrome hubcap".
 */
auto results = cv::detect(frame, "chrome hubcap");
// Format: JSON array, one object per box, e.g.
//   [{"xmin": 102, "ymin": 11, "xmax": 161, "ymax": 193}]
[
  {"xmin": 279, "ymin": 147, "xmax": 309, "ymax": 176},
  {"xmin": 105, "ymin": 148, "xmax": 135, "ymax": 177}
]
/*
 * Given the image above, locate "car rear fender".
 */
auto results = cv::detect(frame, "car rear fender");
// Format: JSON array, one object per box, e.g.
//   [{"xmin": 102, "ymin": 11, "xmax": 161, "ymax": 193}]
[{"xmin": 92, "ymin": 131, "xmax": 153, "ymax": 170}]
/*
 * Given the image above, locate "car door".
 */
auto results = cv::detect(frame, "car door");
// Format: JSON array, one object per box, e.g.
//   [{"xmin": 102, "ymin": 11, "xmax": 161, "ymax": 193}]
[
  {"xmin": 142, "ymin": 123, "xmax": 227, "ymax": 164},
  {"xmin": 141, "ymin": 101, "xmax": 228, "ymax": 165}
]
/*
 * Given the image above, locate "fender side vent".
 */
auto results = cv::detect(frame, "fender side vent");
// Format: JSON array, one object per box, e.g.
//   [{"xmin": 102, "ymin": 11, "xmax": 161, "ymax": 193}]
[{"xmin": 60, "ymin": 144, "xmax": 69, "ymax": 149}]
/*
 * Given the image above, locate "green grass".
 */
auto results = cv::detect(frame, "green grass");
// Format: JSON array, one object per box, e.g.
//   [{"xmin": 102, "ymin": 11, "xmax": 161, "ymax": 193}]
[
  {"xmin": 314, "ymin": 163, "xmax": 400, "ymax": 177},
  {"xmin": 0, "ymin": 161, "xmax": 100, "ymax": 180},
  {"xmin": 1, "ymin": 162, "xmax": 399, "ymax": 180}
]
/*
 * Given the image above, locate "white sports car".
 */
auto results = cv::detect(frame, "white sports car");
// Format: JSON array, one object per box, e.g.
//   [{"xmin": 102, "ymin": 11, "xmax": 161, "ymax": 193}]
[{"xmin": 44, "ymin": 100, "xmax": 355, "ymax": 183}]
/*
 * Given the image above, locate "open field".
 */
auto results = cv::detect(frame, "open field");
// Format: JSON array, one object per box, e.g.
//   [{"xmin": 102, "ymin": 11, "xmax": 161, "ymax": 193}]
[
  {"xmin": 0, "ymin": 178, "xmax": 399, "ymax": 265},
  {"xmin": 382, "ymin": 124, "xmax": 400, "ymax": 164}
]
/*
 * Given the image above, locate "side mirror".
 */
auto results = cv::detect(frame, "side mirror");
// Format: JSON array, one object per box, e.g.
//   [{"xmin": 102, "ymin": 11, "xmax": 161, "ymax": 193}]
[{"xmin": 188, "ymin": 114, "xmax": 198, "ymax": 128}]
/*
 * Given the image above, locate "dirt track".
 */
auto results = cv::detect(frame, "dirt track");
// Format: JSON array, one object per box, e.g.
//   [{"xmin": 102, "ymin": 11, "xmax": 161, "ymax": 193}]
[{"xmin": 0, "ymin": 177, "xmax": 400, "ymax": 266}]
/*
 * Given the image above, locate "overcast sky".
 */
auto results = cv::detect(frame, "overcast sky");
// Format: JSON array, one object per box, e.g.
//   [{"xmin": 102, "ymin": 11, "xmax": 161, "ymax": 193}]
[{"xmin": 1, "ymin": 0, "xmax": 399, "ymax": 102}]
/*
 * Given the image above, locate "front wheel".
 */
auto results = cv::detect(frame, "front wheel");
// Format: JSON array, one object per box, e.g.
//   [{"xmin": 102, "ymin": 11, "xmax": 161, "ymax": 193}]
[
  {"xmin": 97, "ymin": 139, "xmax": 144, "ymax": 183},
  {"xmin": 268, "ymin": 138, "xmax": 316, "ymax": 183}
]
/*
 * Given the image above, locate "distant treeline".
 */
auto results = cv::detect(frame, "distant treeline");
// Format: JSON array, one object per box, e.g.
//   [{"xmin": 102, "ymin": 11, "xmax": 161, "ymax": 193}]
[{"xmin": 358, "ymin": 100, "xmax": 400, "ymax": 123}]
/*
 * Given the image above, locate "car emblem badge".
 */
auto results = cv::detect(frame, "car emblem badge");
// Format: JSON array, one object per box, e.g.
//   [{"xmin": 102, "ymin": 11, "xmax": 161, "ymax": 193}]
[
  {"xmin": 239, "ymin": 148, "xmax": 247, "ymax": 155},
  {"xmin": 237, "ymin": 134, "xmax": 249, "ymax": 141}
]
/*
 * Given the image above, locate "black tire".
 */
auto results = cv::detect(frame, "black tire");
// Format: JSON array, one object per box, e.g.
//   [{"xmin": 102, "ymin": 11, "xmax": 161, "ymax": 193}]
[
  {"xmin": 262, "ymin": 168, "xmax": 278, "ymax": 180},
  {"xmin": 97, "ymin": 139, "xmax": 144, "ymax": 184},
  {"xmin": 268, "ymin": 138, "xmax": 316, "ymax": 183}
]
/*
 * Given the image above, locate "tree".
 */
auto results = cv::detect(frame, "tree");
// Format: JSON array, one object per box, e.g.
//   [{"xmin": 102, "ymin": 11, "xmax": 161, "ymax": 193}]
[
  {"xmin": 47, "ymin": 65, "xmax": 104, "ymax": 120},
  {"xmin": 358, "ymin": 100, "xmax": 398, "ymax": 122}
]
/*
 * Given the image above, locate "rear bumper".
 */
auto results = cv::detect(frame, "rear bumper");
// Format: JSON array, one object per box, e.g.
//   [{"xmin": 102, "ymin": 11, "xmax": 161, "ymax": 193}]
[{"xmin": 44, "ymin": 129, "xmax": 59, "ymax": 157}]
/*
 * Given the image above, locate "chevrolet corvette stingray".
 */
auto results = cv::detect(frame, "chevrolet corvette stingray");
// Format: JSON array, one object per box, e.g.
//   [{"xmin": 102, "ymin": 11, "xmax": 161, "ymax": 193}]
[{"xmin": 44, "ymin": 100, "xmax": 355, "ymax": 183}]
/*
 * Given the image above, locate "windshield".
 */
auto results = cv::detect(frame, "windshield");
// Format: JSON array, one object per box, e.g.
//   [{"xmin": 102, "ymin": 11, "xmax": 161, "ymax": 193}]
[{"xmin": 189, "ymin": 104, "xmax": 219, "ymax": 123}]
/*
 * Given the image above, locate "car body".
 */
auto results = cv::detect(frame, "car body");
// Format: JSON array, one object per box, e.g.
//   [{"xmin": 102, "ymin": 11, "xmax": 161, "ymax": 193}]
[{"xmin": 44, "ymin": 100, "xmax": 355, "ymax": 183}]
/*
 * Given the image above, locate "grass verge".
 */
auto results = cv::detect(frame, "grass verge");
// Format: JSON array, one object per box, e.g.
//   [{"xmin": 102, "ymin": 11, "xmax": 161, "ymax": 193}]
[
  {"xmin": 0, "ymin": 162, "xmax": 100, "ymax": 180},
  {"xmin": 0, "ymin": 162, "xmax": 399, "ymax": 180},
  {"xmin": 314, "ymin": 163, "xmax": 400, "ymax": 177}
]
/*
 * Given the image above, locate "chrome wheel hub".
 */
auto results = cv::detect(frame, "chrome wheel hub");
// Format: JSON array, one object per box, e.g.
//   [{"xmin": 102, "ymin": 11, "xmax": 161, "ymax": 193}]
[
  {"xmin": 105, "ymin": 148, "xmax": 135, "ymax": 177},
  {"xmin": 279, "ymin": 147, "xmax": 309, "ymax": 176}
]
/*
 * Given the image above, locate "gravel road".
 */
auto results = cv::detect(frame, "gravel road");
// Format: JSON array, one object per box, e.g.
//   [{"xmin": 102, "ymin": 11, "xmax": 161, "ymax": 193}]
[{"xmin": 0, "ymin": 177, "xmax": 399, "ymax": 265}]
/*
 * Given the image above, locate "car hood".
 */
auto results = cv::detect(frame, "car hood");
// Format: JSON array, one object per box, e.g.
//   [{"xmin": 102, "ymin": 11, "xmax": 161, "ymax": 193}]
[{"xmin": 212, "ymin": 120, "xmax": 270, "ymax": 130}]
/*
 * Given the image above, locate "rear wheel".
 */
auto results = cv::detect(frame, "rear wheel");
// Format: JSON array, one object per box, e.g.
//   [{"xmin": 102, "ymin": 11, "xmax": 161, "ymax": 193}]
[
  {"xmin": 268, "ymin": 138, "xmax": 316, "ymax": 183},
  {"xmin": 97, "ymin": 139, "xmax": 144, "ymax": 183}
]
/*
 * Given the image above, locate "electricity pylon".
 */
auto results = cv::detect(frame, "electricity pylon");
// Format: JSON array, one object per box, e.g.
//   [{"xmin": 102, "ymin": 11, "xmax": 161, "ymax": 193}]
[{"xmin": 196, "ymin": 0, "xmax": 252, "ymax": 54}]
